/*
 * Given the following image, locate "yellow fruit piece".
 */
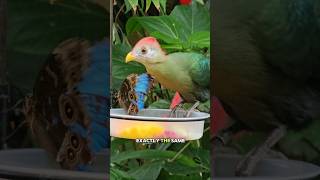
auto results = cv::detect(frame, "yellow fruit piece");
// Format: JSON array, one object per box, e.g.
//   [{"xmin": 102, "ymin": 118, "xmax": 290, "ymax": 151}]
[{"xmin": 119, "ymin": 124, "xmax": 164, "ymax": 139}]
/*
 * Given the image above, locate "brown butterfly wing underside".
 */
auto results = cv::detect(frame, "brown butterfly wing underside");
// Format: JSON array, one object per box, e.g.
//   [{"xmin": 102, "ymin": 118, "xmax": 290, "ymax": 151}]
[
  {"xmin": 24, "ymin": 39, "xmax": 93, "ymax": 169},
  {"xmin": 117, "ymin": 73, "xmax": 155, "ymax": 115}
]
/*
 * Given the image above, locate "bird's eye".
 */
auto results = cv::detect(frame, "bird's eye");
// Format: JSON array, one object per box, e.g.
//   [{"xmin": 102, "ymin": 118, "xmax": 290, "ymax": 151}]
[{"xmin": 141, "ymin": 47, "xmax": 147, "ymax": 54}]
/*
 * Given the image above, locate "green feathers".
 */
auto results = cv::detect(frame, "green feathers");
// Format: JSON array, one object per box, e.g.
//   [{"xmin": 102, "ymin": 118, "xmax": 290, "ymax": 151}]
[
  {"xmin": 189, "ymin": 53, "xmax": 210, "ymax": 88},
  {"xmin": 147, "ymin": 52, "xmax": 210, "ymax": 102}
]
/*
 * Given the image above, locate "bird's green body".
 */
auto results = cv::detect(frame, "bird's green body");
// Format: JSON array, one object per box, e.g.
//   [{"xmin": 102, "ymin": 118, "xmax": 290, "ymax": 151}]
[
  {"xmin": 145, "ymin": 52, "xmax": 210, "ymax": 102},
  {"xmin": 213, "ymin": 0, "xmax": 320, "ymax": 131}
]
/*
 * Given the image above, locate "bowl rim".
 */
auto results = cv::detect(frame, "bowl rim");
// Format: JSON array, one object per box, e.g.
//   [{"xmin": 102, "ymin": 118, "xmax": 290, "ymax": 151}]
[
  {"xmin": 0, "ymin": 148, "xmax": 107, "ymax": 180},
  {"xmin": 110, "ymin": 108, "xmax": 210, "ymax": 122}
]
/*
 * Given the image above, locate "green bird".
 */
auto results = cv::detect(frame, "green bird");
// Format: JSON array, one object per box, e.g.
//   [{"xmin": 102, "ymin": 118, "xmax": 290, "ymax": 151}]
[
  {"xmin": 213, "ymin": 0, "xmax": 320, "ymax": 176},
  {"xmin": 125, "ymin": 37, "xmax": 210, "ymax": 107}
]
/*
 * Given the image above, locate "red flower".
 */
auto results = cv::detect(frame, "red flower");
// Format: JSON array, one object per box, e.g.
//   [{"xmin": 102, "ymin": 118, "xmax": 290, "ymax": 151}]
[{"xmin": 180, "ymin": 0, "xmax": 192, "ymax": 5}]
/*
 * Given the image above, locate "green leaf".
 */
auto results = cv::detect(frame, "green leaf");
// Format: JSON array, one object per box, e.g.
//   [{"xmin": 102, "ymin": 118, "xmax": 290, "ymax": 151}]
[
  {"xmin": 8, "ymin": 0, "xmax": 108, "ymax": 55},
  {"xmin": 110, "ymin": 167, "xmax": 135, "ymax": 180},
  {"xmin": 162, "ymin": 147, "xmax": 210, "ymax": 175},
  {"xmin": 111, "ymin": 43, "xmax": 145, "ymax": 89},
  {"xmin": 199, "ymin": 123, "xmax": 211, "ymax": 149},
  {"xmin": 163, "ymin": 162, "xmax": 204, "ymax": 175},
  {"xmin": 152, "ymin": 0, "xmax": 161, "ymax": 11},
  {"xmin": 278, "ymin": 120, "xmax": 320, "ymax": 163},
  {"xmin": 128, "ymin": 160, "xmax": 164, "ymax": 180},
  {"xmin": 279, "ymin": 132, "xmax": 319, "ymax": 163},
  {"xmin": 111, "ymin": 137, "xmax": 129, "ymax": 154},
  {"xmin": 170, "ymin": 1, "xmax": 210, "ymax": 35},
  {"xmin": 125, "ymin": 0, "xmax": 139, "ymax": 13},
  {"xmin": 188, "ymin": 31, "xmax": 210, "ymax": 49},
  {"xmin": 197, "ymin": 100, "xmax": 210, "ymax": 113},
  {"xmin": 157, "ymin": 143, "xmax": 172, "ymax": 151},
  {"xmin": 148, "ymin": 99, "xmax": 170, "ymax": 109},
  {"xmin": 8, "ymin": 0, "xmax": 108, "ymax": 91},
  {"xmin": 161, "ymin": 43, "xmax": 184, "ymax": 51},
  {"xmin": 301, "ymin": 120, "xmax": 320, "ymax": 150},
  {"xmin": 189, "ymin": 148, "xmax": 210, "ymax": 171},
  {"xmin": 145, "ymin": 0, "xmax": 152, "ymax": 12},
  {"xmin": 126, "ymin": 16, "xmax": 183, "ymax": 44},
  {"xmin": 113, "ymin": 23, "xmax": 122, "ymax": 45},
  {"xmin": 159, "ymin": 0, "xmax": 167, "ymax": 14},
  {"xmin": 111, "ymin": 149, "xmax": 199, "ymax": 168},
  {"xmin": 158, "ymin": 173, "xmax": 203, "ymax": 180},
  {"xmin": 125, "ymin": 1, "xmax": 210, "ymax": 51}
]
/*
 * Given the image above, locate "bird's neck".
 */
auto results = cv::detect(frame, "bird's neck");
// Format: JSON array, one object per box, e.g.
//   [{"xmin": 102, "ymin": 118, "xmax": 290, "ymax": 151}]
[
  {"xmin": 144, "ymin": 57, "xmax": 175, "ymax": 84},
  {"xmin": 143, "ymin": 54, "xmax": 168, "ymax": 67},
  {"xmin": 145, "ymin": 60, "xmax": 167, "ymax": 74}
]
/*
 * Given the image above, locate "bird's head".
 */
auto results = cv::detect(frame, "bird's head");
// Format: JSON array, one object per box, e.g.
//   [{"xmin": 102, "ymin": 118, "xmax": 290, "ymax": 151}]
[{"xmin": 125, "ymin": 37, "xmax": 167, "ymax": 65}]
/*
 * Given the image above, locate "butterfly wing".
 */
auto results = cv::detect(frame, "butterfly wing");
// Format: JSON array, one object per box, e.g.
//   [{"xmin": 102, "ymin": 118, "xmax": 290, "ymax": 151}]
[
  {"xmin": 26, "ymin": 38, "xmax": 109, "ymax": 170},
  {"xmin": 118, "ymin": 73, "xmax": 153, "ymax": 115},
  {"xmin": 118, "ymin": 74, "xmax": 138, "ymax": 114}
]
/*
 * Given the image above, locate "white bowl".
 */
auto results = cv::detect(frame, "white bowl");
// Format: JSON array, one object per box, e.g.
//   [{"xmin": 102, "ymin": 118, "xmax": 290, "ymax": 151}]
[
  {"xmin": 110, "ymin": 108, "xmax": 210, "ymax": 140},
  {"xmin": 0, "ymin": 148, "xmax": 107, "ymax": 180}
]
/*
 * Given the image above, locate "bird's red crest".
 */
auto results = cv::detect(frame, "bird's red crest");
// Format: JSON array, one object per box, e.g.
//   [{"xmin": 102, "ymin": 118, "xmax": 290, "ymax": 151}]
[
  {"xmin": 141, "ymin": 37, "xmax": 157, "ymax": 44},
  {"xmin": 134, "ymin": 37, "xmax": 161, "ymax": 48}
]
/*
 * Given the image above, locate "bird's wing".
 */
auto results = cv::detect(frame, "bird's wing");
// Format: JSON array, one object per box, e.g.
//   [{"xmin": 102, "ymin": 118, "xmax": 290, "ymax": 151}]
[
  {"xmin": 164, "ymin": 52, "xmax": 210, "ymax": 102},
  {"xmin": 189, "ymin": 53, "xmax": 210, "ymax": 88}
]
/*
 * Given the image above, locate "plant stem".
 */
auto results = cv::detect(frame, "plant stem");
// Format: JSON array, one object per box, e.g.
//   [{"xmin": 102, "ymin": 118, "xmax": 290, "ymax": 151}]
[
  {"xmin": 114, "ymin": 4, "xmax": 124, "ymax": 23},
  {"xmin": 167, "ymin": 126, "xmax": 211, "ymax": 163},
  {"xmin": 137, "ymin": 4, "xmax": 145, "ymax": 16},
  {"xmin": 203, "ymin": 126, "xmax": 210, "ymax": 133},
  {"xmin": 167, "ymin": 141, "xmax": 191, "ymax": 162}
]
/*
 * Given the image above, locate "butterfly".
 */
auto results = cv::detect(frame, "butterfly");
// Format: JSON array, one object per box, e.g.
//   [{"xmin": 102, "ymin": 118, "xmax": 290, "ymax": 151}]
[
  {"xmin": 24, "ymin": 38, "xmax": 109, "ymax": 171},
  {"xmin": 118, "ymin": 73, "xmax": 154, "ymax": 115}
]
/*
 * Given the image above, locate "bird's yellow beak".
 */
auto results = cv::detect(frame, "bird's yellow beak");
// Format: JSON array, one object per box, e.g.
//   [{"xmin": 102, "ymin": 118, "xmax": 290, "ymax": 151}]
[{"xmin": 125, "ymin": 52, "xmax": 135, "ymax": 63}]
